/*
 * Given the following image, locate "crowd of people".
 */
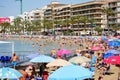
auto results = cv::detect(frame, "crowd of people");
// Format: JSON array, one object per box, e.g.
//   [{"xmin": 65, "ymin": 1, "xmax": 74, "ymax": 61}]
[{"xmin": 1, "ymin": 35, "xmax": 120, "ymax": 80}]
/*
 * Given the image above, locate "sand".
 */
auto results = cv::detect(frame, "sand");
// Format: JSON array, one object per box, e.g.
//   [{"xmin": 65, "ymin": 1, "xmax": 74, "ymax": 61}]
[
  {"xmin": 1, "ymin": 36, "xmax": 120, "ymax": 80},
  {"xmin": 94, "ymin": 65, "xmax": 120, "ymax": 80}
]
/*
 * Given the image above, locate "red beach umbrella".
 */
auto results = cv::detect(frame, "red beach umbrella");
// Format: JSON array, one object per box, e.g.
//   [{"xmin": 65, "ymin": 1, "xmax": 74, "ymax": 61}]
[
  {"xmin": 58, "ymin": 49, "xmax": 71, "ymax": 56},
  {"xmin": 103, "ymin": 56, "xmax": 120, "ymax": 65},
  {"xmin": 90, "ymin": 46, "xmax": 104, "ymax": 51}
]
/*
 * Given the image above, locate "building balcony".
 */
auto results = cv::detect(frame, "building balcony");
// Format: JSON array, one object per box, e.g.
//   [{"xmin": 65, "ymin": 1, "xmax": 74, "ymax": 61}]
[
  {"xmin": 60, "ymin": 10, "xmax": 71, "ymax": 13},
  {"xmin": 94, "ymin": 17, "xmax": 102, "ymax": 19},
  {"xmin": 76, "ymin": 12, "xmax": 102, "ymax": 16},
  {"xmin": 71, "ymin": 7, "xmax": 101, "ymax": 13},
  {"xmin": 109, "ymin": 5, "xmax": 117, "ymax": 8},
  {"xmin": 109, "ymin": 21, "xmax": 117, "ymax": 24},
  {"xmin": 109, "ymin": 16, "xmax": 117, "ymax": 18}
]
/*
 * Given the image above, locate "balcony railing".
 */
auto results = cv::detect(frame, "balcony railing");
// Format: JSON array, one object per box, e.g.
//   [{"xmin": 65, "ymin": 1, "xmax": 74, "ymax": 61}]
[{"xmin": 71, "ymin": 7, "xmax": 101, "ymax": 12}]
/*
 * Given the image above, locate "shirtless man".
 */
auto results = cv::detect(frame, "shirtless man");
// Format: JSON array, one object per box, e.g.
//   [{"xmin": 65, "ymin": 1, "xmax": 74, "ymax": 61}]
[{"xmin": 11, "ymin": 53, "xmax": 19, "ymax": 69}]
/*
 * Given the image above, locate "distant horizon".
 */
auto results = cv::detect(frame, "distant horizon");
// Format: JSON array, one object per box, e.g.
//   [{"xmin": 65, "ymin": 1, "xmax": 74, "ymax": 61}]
[{"xmin": 0, "ymin": 0, "xmax": 93, "ymax": 18}]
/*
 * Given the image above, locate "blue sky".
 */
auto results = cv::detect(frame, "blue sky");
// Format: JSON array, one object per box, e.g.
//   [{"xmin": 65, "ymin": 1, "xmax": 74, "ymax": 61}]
[{"xmin": 0, "ymin": 0, "xmax": 93, "ymax": 17}]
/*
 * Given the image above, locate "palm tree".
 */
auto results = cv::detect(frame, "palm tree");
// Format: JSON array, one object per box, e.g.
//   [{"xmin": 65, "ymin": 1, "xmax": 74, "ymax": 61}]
[
  {"xmin": 46, "ymin": 20, "xmax": 53, "ymax": 32},
  {"xmin": 79, "ymin": 16, "xmax": 88, "ymax": 31},
  {"xmin": 22, "ymin": 19, "xmax": 31, "ymax": 34},
  {"xmin": 42, "ymin": 18, "xmax": 49, "ymax": 33},
  {"xmin": 95, "ymin": 26, "xmax": 102, "ymax": 35},
  {"xmin": 69, "ymin": 16, "xmax": 76, "ymax": 35},
  {"xmin": 31, "ymin": 20, "xmax": 41, "ymax": 35},
  {"xmin": 13, "ymin": 17, "xmax": 23, "ymax": 34},
  {"xmin": 74, "ymin": 15, "xmax": 80, "ymax": 29},
  {"xmin": 102, "ymin": 6, "xmax": 113, "ymax": 34},
  {"xmin": 9, "ymin": 25, "xmax": 15, "ymax": 34},
  {"xmin": 88, "ymin": 18, "xmax": 95, "ymax": 35},
  {"xmin": 0, "ymin": 22, "xmax": 10, "ymax": 34},
  {"xmin": 112, "ymin": 24, "xmax": 119, "ymax": 32},
  {"xmin": 26, "ymin": 24, "xmax": 33, "ymax": 35}
]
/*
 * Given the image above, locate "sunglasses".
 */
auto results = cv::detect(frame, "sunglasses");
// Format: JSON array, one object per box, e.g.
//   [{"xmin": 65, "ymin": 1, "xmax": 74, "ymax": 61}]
[{"xmin": 29, "ymin": 69, "xmax": 33, "ymax": 70}]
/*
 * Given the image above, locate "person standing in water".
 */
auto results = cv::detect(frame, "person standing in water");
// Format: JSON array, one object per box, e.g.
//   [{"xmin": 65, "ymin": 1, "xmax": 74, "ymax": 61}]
[{"xmin": 11, "ymin": 53, "xmax": 19, "ymax": 69}]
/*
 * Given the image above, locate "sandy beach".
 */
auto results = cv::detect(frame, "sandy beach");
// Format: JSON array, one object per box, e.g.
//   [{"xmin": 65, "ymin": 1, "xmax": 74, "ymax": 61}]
[
  {"xmin": 94, "ymin": 65, "xmax": 120, "ymax": 80},
  {"xmin": 0, "ymin": 35, "xmax": 120, "ymax": 80}
]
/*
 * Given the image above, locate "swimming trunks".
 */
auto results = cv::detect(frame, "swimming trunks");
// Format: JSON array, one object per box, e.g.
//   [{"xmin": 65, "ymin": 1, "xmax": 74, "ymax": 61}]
[{"xmin": 12, "ymin": 61, "xmax": 17, "ymax": 66}]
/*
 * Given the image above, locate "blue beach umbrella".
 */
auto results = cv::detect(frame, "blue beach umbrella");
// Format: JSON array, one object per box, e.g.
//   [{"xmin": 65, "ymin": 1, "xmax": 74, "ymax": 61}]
[
  {"xmin": 103, "ymin": 53, "xmax": 114, "ymax": 59},
  {"xmin": 114, "ymin": 39, "xmax": 120, "ymax": 42},
  {"xmin": 101, "ymin": 36, "xmax": 108, "ymax": 41},
  {"xmin": 0, "ymin": 67, "xmax": 22, "ymax": 79},
  {"xmin": 105, "ymin": 49, "xmax": 120, "ymax": 55},
  {"xmin": 108, "ymin": 41, "xmax": 120, "ymax": 47},
  {"xmin": 26, "ymin": 53, "xmax": 40, "ymax": 59},
  {"xmin": 30, "ymin": 55, "xmax": 54, "ymax": 63},
  {"xmin": 48, "ymin": 65, "xmax": 93, "ymax": 80}
]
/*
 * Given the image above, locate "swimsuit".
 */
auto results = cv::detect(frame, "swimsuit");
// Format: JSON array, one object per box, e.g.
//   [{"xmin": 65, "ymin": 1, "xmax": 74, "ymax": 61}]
[{"xmin": 12, "ymin": 61, "xmax": 17, "ymax": 66}]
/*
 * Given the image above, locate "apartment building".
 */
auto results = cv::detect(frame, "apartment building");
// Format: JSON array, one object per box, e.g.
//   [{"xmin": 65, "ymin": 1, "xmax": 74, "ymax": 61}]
[
  {"xmin": 71, "ymin": 1, "xmax": 104, "ymax": 29},
  {"xmin": 44, "ymin": 1, "xmax": 105, "ymax": 29},
  {"xmin": 44, "ymin": 1, "xmax": 67, "ymax": 20},
  {"xmin": 19, "ymin": 0, "xmax": 120, "ymax": 35},
  {"xmin": 21, "ymin": 6, "xmax": 47, "ymax": 22},
  {"xmin": 108, "ymin": 0, "xmax": 120, "ymax": 28}
]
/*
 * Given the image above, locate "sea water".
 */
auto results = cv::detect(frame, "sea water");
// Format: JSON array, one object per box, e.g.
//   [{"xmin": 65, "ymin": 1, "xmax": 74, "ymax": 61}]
[
  {"xmin": 0, "ymin": 39, "xmax": 78, "ymax": 67},
  {"xmin": 0, "ymin": 40, "xmax": 78, "ymax": 56}
]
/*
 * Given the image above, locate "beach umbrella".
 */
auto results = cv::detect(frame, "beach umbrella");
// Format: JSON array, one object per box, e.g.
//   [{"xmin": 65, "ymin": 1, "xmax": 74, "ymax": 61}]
[
  {"xmin": 46, "ymin": 59, "xmax": 71, "ymax": 67},
  {"xmin": 90, "ymin": 46, "xmax": 104, "ymax": 51},
  {"xmin": 103, "ymin": 53, "xmax": 114, "ymax": 59},
  {"xmin": 108, "ymin": 41, "xmax": 120, "ymax": 47},
  {"xmin": 0, "ymin": 67, "xmax": 22, "ymax": 79},
  {"xmin": 48, "ymin": 65, "xmax": 93, "ymax": 80},
  {"xmin": 58, "ymin": 49, "xmax": 71, "ymax": 56},
  {"xmin": 103, "ymin": 56, "xmax": 120, "ymax": 65},
  {"xmin": 105, "ymin": 49, "xmax": 120, "ymax": 55},
  {"xmin": 26, "ymin": 53, "xmax": 40, "ymax": 59},
  {"xmin": 69, "ymin": 56, "xmax": 91, "ymax": 64},
  {"xmin": 115, "ymin": 36, "xmax": 120, "ymax": 39},
  {"xmin": 114, "ymin": 39, "xmax": 120, "ymax": 43},
  {"xmin": 30, "ymin": 55, "xmax": 54, "ymax": 63},
  {"xmin": 101, "ymin": 36, "xmax": 108, "ymax": 41}
]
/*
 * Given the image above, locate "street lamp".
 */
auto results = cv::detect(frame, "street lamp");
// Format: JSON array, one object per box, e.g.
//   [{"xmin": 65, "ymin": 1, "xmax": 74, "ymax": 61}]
[{"xmin": 16, "ymin": 0, "xmax": 23, "ymax": 14}]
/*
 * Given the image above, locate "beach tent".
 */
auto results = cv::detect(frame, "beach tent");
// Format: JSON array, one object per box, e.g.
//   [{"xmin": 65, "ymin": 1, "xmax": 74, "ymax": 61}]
[{"xmin": 0, "ymin": 41, "xmax": 14, "ymax": 54}]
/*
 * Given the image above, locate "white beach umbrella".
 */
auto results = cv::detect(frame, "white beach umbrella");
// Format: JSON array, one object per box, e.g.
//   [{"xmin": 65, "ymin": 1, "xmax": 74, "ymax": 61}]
[
  {"xmin": 46, "ymin": 58, "xmax": 71, "ymax": 67},
  {"xmin": 69, "ymin": 56, "xmax": 91, "ymax": 64}
]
